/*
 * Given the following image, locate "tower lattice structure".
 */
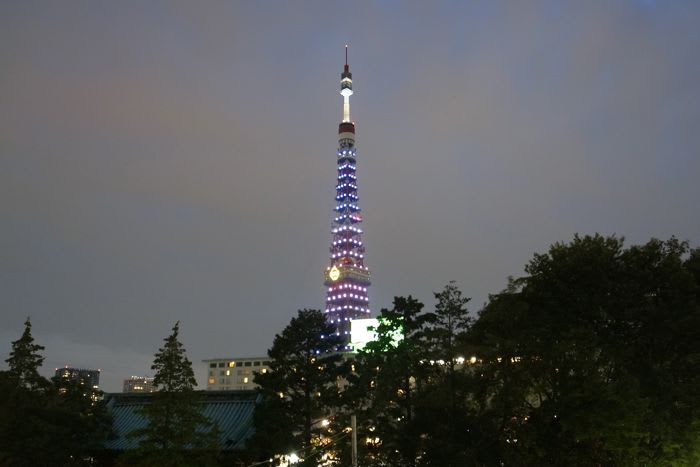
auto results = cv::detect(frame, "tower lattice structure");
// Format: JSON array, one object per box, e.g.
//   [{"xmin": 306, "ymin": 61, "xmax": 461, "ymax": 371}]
[{"xmin": 323, "ymin": 48, "xmax": 371, "ymax": 349}]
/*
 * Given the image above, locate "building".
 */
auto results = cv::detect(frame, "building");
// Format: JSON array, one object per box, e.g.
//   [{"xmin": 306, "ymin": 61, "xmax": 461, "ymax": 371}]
[
  {"xmin": 54, "ymin": 366, "xmax": 100, "ymax": 389},
  {"xmin": 203, "ymin": 357, "xmax": 271, "ymax": 391},
  {"xmin": 103, "ymin": 390, "xmax": 259, "ymax": 462},
  {"xmin": 122, "ymin": 375, "xmax": 156, "ymax": 393},
  {"xmin": 323, "ymin": 47, "xmax": 371, "ymax": 349}
]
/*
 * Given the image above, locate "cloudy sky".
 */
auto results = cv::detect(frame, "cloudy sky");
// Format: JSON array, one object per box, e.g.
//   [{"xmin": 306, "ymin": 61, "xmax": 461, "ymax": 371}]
[{"xmin": 2, "ymin": 1, "xmax": 699, "ymax": 392}]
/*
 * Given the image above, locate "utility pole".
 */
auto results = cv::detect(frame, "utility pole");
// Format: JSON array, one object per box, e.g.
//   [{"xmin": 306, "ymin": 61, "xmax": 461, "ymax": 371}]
[{"xmin": 351, "ymin": 414, "xmax": 358, "ymax": 467}]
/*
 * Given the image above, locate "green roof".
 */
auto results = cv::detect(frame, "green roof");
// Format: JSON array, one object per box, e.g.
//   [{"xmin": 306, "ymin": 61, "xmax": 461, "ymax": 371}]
[{"xmin": 104, "ymin": 391, "xmax": 259, "ymax": 451}]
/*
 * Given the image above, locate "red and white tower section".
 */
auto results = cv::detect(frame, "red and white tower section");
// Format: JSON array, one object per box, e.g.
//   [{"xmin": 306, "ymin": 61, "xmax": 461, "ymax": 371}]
[{"xmin": 323, "ymin": 48, "xmax": 371, "ymax": 348}]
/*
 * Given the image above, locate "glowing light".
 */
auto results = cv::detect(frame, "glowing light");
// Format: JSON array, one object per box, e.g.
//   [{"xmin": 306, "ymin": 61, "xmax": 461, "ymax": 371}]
[{"xmin": 329, "ymin": 266, "xmax": 340, "ymax": 281}]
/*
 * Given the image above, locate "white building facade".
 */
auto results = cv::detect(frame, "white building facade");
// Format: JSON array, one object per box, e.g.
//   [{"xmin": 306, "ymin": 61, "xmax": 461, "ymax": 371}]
[{"xmin": 203, "ymin": 357, "xmax": 271, "ymax": 391}]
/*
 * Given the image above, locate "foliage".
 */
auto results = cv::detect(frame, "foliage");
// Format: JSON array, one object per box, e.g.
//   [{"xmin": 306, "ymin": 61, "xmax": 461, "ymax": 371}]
[
  {"xmin": 5, "ymin": 318, "xmax": 47, "ymax": 391},
  {"xmin": 423, "ymin": 281, "xmax": 473, "ymax": 361},
  {"xmin": 49, "ymin": 375, "xmax": 114, "ymax": 466},
  {"xmin": 471, "ymin": 235, "xmax": 700, "ymax": 466},
  {"xmin": 347, "ymin": 288, "xmax": 480, "ymax": 466},
  {"xmin": 0, "ymin": 319, "xmax": 112, "ymax": 467},
  {"xmin": 351, "ymin": 295, "xmax": 431, "ymax": 466},
  {"xmin": 324, "ymin": 235, "xmax": 700, "ymax": 466},
  {"xmin": 124, "ymin": 321, "xmax": 219, "ymax": 467},
  {"xmin": 249, "ymin": 309, "xmax": 348, "ymax": 467},
  {"xmin": 416, "ymin": 283, "xmax": 476, "ymax": 466}
]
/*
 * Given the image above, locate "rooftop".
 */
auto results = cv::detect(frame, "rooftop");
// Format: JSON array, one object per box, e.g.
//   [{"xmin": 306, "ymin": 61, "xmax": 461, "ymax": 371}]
[{"xmin": 103, "ymin": 390, "xmax": 259, "ymax": 451}]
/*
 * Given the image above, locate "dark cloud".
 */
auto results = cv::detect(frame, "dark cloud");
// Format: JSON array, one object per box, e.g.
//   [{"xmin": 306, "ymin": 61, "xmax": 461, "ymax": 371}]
[{"xmin": 1, "ymin": 1, "xmax": 699, "ymax": 391}]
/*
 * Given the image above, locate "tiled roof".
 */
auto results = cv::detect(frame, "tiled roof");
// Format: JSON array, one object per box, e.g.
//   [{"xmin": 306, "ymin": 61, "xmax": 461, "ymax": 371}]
[{"xmin": 104, "ymin": 391, "xmax": 259, "ymax": 451}]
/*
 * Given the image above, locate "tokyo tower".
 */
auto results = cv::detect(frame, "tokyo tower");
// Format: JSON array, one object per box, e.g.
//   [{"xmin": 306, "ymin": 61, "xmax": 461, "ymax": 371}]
[{"xmin": 323, "ymin": 47, "xmax": 371, "ymax": 349}]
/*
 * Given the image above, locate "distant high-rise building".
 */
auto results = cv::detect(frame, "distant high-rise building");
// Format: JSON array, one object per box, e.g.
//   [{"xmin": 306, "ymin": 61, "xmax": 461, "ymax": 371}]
[
  {"xmin": 54, "ymin": 366, "xmax": 100, "ymax": 389},
  {"xmin": 323, "ymin": 47, "xmax": 371, "ymax": 349},
  {"xmin": 203, "ymin": 357, "xmax": 271, "ymax": 391},
  {"xmin": 122, "ymin": 376, "xmax": 156, "ymax": 393}
]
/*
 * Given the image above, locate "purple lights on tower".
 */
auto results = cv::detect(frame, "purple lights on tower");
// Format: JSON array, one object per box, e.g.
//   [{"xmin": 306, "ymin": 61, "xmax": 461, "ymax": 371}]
[{"xmin": 323, "ymin": 48, "xmax": 371, "ymax": 348}]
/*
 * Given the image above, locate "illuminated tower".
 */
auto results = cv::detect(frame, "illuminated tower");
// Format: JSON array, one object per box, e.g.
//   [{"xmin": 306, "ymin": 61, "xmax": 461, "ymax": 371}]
[{"xmin": 323, "ymin": 47, "xmax": 371, "ymax": 349}]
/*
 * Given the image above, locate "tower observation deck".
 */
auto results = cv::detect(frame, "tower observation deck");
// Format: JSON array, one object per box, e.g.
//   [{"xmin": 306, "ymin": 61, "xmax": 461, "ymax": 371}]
[{"xmin": 323, "ymin": 47, "xmax": 371, "ymax": 349}]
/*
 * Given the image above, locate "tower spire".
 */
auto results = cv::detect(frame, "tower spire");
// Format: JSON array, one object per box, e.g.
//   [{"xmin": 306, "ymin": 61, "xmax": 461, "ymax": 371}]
[
  {"xmin": 324, "ymin": 49, "xmax": 371, "ymax": 350},
  {"xmin": 340, "ymin": 46, "xmax": 353, "ymax": 123}
]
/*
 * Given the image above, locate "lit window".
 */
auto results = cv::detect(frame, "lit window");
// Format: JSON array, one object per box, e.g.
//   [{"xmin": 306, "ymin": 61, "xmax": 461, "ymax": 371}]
[
  {"xmin": 208, "ymin": 377, "xmax": 215, "ymax": 385},
  {"xmin": 225, "ymin": 370, "xmax": 230, "ymax": 376},
  {"xmin": 243, "ymin": 377, "xmax": 249, "ymax": 384},
  {"xmin": 228, "ymin": 361, "xmax": 235, "ymax": 368}
]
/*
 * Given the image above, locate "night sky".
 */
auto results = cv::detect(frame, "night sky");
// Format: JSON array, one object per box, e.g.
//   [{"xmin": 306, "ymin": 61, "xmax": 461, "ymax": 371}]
[{"xmin": 2, "ymin": 1, "xmax": 699, "ymax": 392}]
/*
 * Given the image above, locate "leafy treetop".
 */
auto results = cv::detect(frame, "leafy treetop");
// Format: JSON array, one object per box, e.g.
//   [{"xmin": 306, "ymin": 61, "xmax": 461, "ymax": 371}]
[
  {"xmin": 152, "ymin": 321, "xmax": 197, "ymax": 392},
  {"xmin": 5, "ymin": 318, "xmax": 47, "ymax": 390}
]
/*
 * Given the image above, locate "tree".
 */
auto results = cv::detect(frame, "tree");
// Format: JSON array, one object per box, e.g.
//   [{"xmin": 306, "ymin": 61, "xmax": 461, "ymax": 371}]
[
  {"xmin": 351, "ymin": 296, "xmax": 431, "ymax": 467},
  {"xmin": 249, "ymin": 309, "xmax": 347, "ymax": 467},
  {"xmin": 0, "ymin": 318, "xmax": 51, "ymax": 466},
  {"xmin": 350, "ymin": 288, "xmax": 481, "ymax": 467},
  {"xmin": 0, "ymin": 319, "xmax": 112, "ymax": 467},
  {"xmin": 125, "ymin": 321, "xmax": 219, "ymax": 467},
  {"xmin": 417, "ymin": 283, "xmax": 476, "ymax": 466},
  {"xmin": 5, "ymin": 317, "xmax": 48, "ymax": 390},
  {"xmin": 424, "ymin": 282, "xmax": 473, "ymax": 362},
  {"xmin": 49, "ymin": 375, "xmax": 114, "ymax": 466},
  {"xmin": 471, "ymin": 235, "xmax": 700, "ymax": 466}
]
